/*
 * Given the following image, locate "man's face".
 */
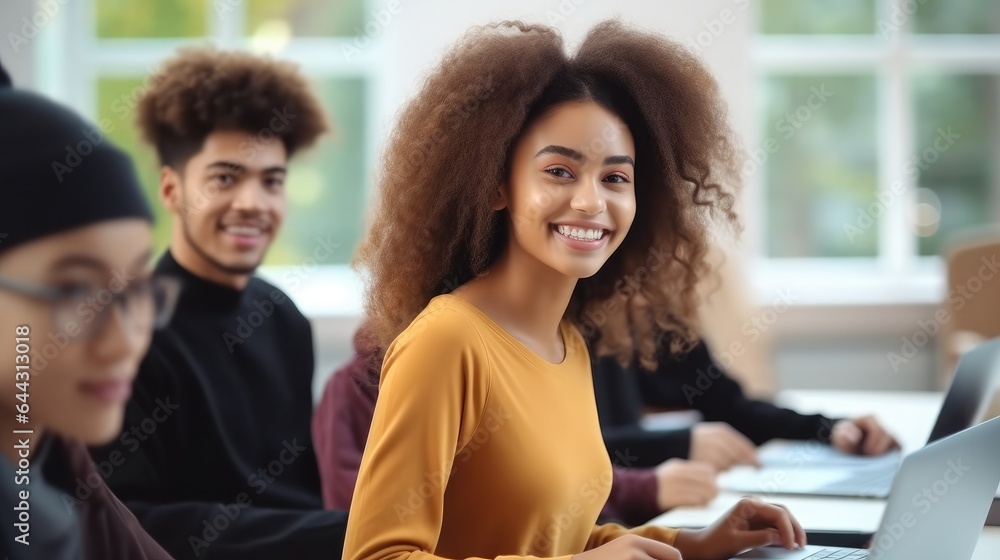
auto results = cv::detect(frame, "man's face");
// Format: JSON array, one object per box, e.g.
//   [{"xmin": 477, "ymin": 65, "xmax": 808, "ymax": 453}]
[{"xmin": 162, "ymin": 130, "xmax": 288, "ymax": 283}]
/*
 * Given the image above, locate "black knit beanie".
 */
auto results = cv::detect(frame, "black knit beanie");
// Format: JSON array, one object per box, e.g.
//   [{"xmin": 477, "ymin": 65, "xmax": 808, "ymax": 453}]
[{"xmin": 0, "ymin": 58, "xmax": 152, "ymax": 255}]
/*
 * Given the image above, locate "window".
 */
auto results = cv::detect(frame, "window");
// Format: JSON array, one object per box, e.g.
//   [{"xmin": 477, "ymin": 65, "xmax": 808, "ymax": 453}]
[
  {"xmin": 63, "ymin": 0, "xmax": 376, "ymax": 269},
  {"xmin": 756, "ymin": 0, "xmax": 1000, "ymax": 278}
]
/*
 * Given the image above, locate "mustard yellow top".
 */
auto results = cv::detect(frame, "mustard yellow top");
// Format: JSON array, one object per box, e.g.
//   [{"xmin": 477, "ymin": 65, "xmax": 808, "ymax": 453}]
[{"xmin": 343, "ymin": 294, "xmax": 679, "ymax": 560}]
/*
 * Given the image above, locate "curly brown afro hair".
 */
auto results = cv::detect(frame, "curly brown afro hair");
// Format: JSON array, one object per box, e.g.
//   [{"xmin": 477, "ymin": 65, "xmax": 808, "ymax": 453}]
[
  {"xmin": 355, "ymin": 20, "xmax": 742, "ymax": 370},
  {"xmin": 136, "ymin": 46, "xmax": 328, "ymax": 168}
]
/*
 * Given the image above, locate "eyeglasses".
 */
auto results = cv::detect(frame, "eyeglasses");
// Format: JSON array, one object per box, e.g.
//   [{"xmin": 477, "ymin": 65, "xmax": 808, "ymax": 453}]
[{"xmin": 0, "ymin": 274, "xmax": 181, "ymax": 341}]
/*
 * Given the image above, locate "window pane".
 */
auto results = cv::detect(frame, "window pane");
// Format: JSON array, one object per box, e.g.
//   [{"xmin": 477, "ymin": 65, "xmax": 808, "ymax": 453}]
[
  {"xmin": 913, "ymin": 74, "xmax": 998, "ymax": 256},
  {"xmin": 97, "ymin": 76, "xmax": 369, "ymax": 266},
  {"xmin": 265, "ymin": 78, "xmax": 368, "ymax": 265},
  {"xmin": 763, "ymin": 75, "xmax": 878, "ymax": 257},
  {"xmin": 760, "ymin": 0, "xmax": 874, "ymax": 34},
  {"xmin": 97, "ymin": 77, "xmax": 170, "ymax": 252},
  {"xmin": 246, "ymin": 0, "xmax": 366, "ymax": 37},
  {"xmin": 911, "ymin": 0, "xmax": 1000, "ymax": 34},
  {"xmin": 96, "ymin": 0, "xmax": 207, "ymax": 38}
]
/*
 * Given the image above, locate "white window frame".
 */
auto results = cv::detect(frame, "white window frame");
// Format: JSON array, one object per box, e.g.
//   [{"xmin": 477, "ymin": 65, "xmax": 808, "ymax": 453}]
[
  {"xmin": 38, "ymin": 0, "xmax": 393, "ymax": 317},
  {"xmin": 749, "ymin": 0, "xmax": 1000, "ymax": 306}
]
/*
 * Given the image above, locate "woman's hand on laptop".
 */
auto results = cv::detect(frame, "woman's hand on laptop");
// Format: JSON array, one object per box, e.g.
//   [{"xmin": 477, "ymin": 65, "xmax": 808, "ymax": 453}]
[
  {"xmin": 831, "ymin": 415, "xmax": 898, "ymax": 456},
  {"xmin": 673, "ymin": 497, "xmax": 807, "ymax": 560},
  {"xmin": 572, "ymin": 534, "xmax": 682, "ymax": 560}
]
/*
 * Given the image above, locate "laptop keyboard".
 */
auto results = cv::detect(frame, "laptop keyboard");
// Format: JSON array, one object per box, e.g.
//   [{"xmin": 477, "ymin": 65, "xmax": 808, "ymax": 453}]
[{"xmin": 803, "ymin": 549, "xmax": 869, "ymax": 559}]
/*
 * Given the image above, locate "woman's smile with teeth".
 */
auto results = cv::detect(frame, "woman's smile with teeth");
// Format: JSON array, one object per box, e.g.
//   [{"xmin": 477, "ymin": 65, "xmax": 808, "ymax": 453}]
[{"xmin": 554, "ymin": 225, "xmax": 606, "ymax": 241}]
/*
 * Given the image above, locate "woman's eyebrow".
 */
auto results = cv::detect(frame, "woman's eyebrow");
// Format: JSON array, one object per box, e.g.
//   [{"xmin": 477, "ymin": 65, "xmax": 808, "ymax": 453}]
[
  {"xmin": 50, "ymin": 254, "xmax": 107, "ymax": 272},
  {"xmin": 535, "ymin": 145, "xmax": 585, "ymax": 161},
  {"xmin": 534, "ymin": 145, "xmax": 634, "ymax": 167},
  {"xmin": 604, "ymin": 155, "xmax": 634, "ymax": 166}
]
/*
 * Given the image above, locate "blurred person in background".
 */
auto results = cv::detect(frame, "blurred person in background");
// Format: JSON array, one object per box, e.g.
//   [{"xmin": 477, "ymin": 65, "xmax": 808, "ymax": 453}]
[
  {"xmin": 89, "ymin": 48, "xmax": 348, "ymax": 560},
  {"xmin": 0, "ymin": 59, "xmax": 175, "ymax": 560},
  {"xmin": 593, "ymin": 338, "xmax": 898, "ymax": 472}
]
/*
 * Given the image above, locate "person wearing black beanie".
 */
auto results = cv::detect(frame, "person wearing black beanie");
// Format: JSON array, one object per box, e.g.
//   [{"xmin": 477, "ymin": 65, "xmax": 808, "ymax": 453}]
[{"xmin": 0, "ymin": 63, "xmax": 176, "ymax": 559}]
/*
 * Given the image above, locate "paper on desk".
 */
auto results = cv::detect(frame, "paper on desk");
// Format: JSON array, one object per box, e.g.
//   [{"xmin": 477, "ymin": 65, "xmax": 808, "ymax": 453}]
[
  {"xmin": 638, "ymin": 410, "xmax": 702, "ymax": 431},
  {"xmin": 758, "ymin": 441, "xmax": 903, "ymax": 469},
  {"xmin": 719, "ymin": 466, "xmax": 861, "ymax": 496},
  {"xmin": 647, "ymin": 492, "xmax": 886, "ymax": 533}
]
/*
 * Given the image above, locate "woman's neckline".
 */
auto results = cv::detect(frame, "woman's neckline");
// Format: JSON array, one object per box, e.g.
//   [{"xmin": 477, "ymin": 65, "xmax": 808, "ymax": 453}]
[{"xmin": 437, "ymin": 293, "xmax": 571, "ymax": 368}]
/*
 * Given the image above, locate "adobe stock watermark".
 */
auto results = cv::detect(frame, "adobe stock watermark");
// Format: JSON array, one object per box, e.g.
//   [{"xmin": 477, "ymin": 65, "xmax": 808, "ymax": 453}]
[
  {"xmin": 533, "ymin": 455, "xmax": 635, "ymax": 554},
  {"xmin": 221, "ymin": 234, "xmax": 341, "ymax": 352},
  {"xmin": 576, "ymin": 243, "xmax": 671, "ymax": 342},
  {"xmin": 738, "ymin": 421, "xmax": 875, "ymax": 498},
  {"xmin": 542, "ymin": 0, "xmax": 590, "ymax": 25},
  {"xmin": 887, "ymin": 254, "xmax": 999, "ymax": 372},
  {"xmin": 683, "ymin": 0, "xmax": 750, "ymax": 56},
  {"xmin": 509, "ymin": 119, "xmax": 630, "ymax": 236},
  {"xmin": 107, "ymin": 63, "xmax": 168, "ymax": 124},
  {"xmin": 277, "ymin": 235, "xmax": 343, "ymax": 293},
  {"xmin": 405, "ymin": 74, "xmax": 497, "ymax": 171},
  {"xmin": 29, "ymin": 267, "xmax": 137, "ymax": 372},
  {"xmin": 6, "ymin": 0, "xmax": 69, "ymax": 54},
  {"xmin": 342, "ymin": 0, "xmax": 408, "ymax": 61},
  {"xmin": 682, "ymin": 288, "xmax": 797, "ymax": 404},
  {"xmin": 50, "ymin": 121, "xmax": 114, "ymax": 183},
  {"xmin": 719, "ymin": 420, "xmax": 886, "ymax": 525},
  {"xmin": 878, "ymin": 0, "xmax": 930, "ymax": 40},
  {"xmin": 868, "ymin": 457, "xmax": 970, "ymax": 557},
  {"xmin": 188, "ymin": 438, "xmax": 308, "ymax": 556},
  {"xmin": 174, "ymin": 108, "xmax": 299, "ymax": 223},
  {"xmin": 741, "ymin": 84, "xmax": 834, "ymax": 180},
  {"xmin": 844, "ymin": 126, "xmax": 961, "ymax": 244},
  {"xmin": 237, "ymin": 106, "xmax": 297, "ymax": 160},
  {"xmin": 213, "ymin": 0, "xmax": 244, "ymax": 18},
  {"xmin": 393, "ymin": 404, "xmax": 510, "ymax": 523},
  {"xmin": 61, "ymin": 396, "xmax": 180, "ymax": 512},
  {"xmin": 51, "ymin": 62, "xmax": 170, "ymax": 183}
]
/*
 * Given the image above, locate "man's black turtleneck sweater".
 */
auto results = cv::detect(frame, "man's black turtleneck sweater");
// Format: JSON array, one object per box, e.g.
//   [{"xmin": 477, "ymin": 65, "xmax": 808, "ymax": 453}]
[{"xmin": 91, "ymin": 251, "xmax": 346, "ymax": 560}]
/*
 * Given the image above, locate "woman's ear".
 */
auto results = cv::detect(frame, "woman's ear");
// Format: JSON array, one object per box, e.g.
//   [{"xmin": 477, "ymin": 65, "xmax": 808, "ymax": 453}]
[{"xmin": 491, "ymin": 182, "xmax": 508, "ymax": 211}]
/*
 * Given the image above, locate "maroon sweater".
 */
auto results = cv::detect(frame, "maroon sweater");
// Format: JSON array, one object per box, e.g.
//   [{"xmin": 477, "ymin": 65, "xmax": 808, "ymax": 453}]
[{"xmin": 311, "ymin": 331, "xmax": 661, "ymax": 527}]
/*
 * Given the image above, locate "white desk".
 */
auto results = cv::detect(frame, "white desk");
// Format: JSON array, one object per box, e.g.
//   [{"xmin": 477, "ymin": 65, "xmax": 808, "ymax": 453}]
[{"xmin": 647, "ymin": 390, "xmax": 1000, "ymax": 559}]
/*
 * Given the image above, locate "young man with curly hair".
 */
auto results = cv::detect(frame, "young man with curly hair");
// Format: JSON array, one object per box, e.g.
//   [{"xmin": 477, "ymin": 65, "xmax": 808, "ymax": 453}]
[{"xmin": 90, "ymin": 47, "xmax": 346, "ymax": 560}]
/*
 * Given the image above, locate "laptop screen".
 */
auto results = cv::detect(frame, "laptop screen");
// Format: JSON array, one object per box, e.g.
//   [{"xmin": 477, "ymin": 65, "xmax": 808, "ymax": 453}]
[{"xmin": 926, "ymin": 337, "xmax": 1000, "ymax": 444}]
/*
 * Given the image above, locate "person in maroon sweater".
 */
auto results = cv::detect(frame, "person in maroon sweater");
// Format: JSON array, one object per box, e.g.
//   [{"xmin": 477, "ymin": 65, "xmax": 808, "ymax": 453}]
[{"xmin": 312, "ymin": 327, "xmax": 717, "ymax": 527}]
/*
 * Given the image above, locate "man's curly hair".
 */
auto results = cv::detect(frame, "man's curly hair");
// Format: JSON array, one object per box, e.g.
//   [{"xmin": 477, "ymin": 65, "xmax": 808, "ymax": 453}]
[
  {"xmin": 136, "ymin": 47, "xmax": 328, "ymax": 168},
  {"xmin": 355, "ymin": 20, "xmax": 742, "ymax": 370}
]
